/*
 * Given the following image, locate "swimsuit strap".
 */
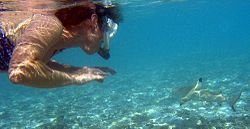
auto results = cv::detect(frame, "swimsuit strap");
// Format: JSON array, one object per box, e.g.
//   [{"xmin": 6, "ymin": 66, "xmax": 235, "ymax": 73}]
[{"xmin": 0, "ymin": 26, "xmax": 15, "ymax": 71}]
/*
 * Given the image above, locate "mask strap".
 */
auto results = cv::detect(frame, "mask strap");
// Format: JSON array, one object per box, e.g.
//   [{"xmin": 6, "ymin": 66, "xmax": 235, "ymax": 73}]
[{"xmin": 104, "ymin": 0, "xmax": 112, "ymax": 7}]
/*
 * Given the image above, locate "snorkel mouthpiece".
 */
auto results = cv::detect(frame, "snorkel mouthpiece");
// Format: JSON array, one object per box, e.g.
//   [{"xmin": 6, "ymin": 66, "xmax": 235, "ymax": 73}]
[
  {"xmin": 98, "ymin": 0, "xmax": 118, "ymax": 60},
  {"xmin": 98, "ymin": 47, "xmax": 110, "ymax": 60}
]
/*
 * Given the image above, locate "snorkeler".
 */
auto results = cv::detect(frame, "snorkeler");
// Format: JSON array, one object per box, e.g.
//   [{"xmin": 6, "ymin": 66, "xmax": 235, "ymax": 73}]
[{"xmin": 0, "ymin": 0, "xmax": 121, "ymax": 88}]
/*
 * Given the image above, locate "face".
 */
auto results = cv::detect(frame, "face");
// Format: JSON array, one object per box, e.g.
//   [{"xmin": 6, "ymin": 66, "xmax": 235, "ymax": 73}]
[{"xmin": 80, "ymin": 14, "xmax": 103, "ymax": 54}]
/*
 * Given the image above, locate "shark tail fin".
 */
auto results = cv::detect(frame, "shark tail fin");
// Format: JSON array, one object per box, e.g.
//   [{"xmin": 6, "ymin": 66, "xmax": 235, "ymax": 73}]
[{"xmin": 229, "ymin": 91, "xmax": 242, "ymax": 112}]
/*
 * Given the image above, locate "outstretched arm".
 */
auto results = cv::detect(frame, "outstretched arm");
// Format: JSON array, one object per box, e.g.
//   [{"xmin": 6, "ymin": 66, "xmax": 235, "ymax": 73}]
[
  {"xmin": 8, "ymin": 14, "xmax": 106, "ymax": 88},
  {"xmin": 47, "ymin": 60, "xmax": 116, "ymax": 75}
]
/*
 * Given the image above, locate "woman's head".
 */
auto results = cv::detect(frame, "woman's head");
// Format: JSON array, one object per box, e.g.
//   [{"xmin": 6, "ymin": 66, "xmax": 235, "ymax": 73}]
[{"xmin": 55, "ymin": 1, "xmax": 122, "ymax": 57}]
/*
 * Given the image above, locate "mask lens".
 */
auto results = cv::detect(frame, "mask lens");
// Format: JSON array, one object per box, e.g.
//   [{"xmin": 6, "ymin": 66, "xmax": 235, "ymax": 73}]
[
  {"xmin": 103, "ymin": 18, "xmax": 118, "ymax": 48},
  {"xmin": 98, "ymin": 12, "xmax": 118, "ymax": 59}
]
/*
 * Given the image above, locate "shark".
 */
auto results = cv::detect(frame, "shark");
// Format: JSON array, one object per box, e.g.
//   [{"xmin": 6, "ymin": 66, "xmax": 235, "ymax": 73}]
[{"xmin": 180, "ymin": 78, "xmax": 242, "ymax": 111}]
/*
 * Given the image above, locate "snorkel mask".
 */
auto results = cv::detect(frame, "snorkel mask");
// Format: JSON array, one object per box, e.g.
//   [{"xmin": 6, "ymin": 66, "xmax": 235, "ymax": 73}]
[{"xmin": 97, "ymin": 0, "xmax": 119, "ymax": 60}]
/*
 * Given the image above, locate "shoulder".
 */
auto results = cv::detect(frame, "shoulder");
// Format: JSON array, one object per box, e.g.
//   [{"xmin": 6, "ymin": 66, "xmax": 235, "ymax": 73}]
[
  {"xmin": 0, "ymin": 11, "xmax": 34, "ymax": 26},
  {"xmin": 0, "ymin": 11, "xmax": 35, "ymax": 43}
]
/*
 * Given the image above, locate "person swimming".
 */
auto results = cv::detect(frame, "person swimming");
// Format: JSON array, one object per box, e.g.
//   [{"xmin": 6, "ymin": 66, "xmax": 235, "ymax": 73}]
[{"xmin": 0, "ymin": 0, "xmax": 122, "ymax": 88}]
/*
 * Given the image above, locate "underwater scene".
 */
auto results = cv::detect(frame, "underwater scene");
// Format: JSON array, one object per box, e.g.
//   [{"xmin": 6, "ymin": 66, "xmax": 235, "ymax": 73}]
[{"xmin": 0, "ymin": 0, "xmax": 250, "ymax": 128}]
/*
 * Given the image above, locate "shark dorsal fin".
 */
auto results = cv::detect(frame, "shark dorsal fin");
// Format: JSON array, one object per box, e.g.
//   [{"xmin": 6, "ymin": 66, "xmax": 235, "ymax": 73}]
[
  {"xmin": 198, "ymin": 78, "xmax": 202, "ymax": 82},
  {"xmin": 195, "ymin": 78, "xmax": 202, "ymax": 90}
]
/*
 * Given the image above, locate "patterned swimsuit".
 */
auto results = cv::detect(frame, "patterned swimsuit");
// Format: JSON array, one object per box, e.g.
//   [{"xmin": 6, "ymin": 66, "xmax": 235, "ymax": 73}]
[{"xmin": 0, "ymin": 26, "xmax": 15, "ymax": 71}]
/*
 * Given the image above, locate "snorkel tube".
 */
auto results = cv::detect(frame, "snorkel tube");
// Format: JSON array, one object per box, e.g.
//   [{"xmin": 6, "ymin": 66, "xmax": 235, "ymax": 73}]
[{"xmin": 97, "ymin": 0, "xmax": 118, "ymax": 60}]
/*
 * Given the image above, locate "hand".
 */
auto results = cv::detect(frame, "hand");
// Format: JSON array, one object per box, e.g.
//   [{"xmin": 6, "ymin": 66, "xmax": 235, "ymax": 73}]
[{"xmin": 72, "ymin": 67, "xmax": 113, "ymax": 85}]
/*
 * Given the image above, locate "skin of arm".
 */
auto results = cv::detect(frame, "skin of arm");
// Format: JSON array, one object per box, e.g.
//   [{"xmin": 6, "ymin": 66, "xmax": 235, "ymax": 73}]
[
  {"xmin": 47, "ymin": 60, "xmax": 116, "ymax": 76},
  {"xmin": 8, "ymin": 14, "xmax": 106, "ymax": 88}
]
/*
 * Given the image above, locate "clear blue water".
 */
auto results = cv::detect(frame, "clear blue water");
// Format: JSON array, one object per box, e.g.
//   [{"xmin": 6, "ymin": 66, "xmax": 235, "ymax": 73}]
[{"xmin": 1, "ymin": 0, "xmax": 250, "ymax": 128}]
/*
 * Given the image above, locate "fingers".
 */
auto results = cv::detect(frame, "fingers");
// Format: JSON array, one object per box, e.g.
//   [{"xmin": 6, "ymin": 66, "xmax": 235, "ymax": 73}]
[
  {"xmin": 93, "ymin": 67, "xmax": 117, "ymax": 75},
  {"xmin": 74, "ymin": 72, "xmax": 105, "ymax": 85},
  {"xmin": 88, "ymin": 67, "xmax": 108, "ymax": 76}
]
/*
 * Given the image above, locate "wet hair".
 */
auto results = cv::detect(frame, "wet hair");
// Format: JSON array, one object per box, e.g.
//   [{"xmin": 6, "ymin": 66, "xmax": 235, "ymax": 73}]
[
  {"xmin": 55, "ymin": 4, "xmax": 95, "ymax": 29},
  {"xmin": 55, "ymin": 2, "xmax": 122, "ymax": 29}
]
